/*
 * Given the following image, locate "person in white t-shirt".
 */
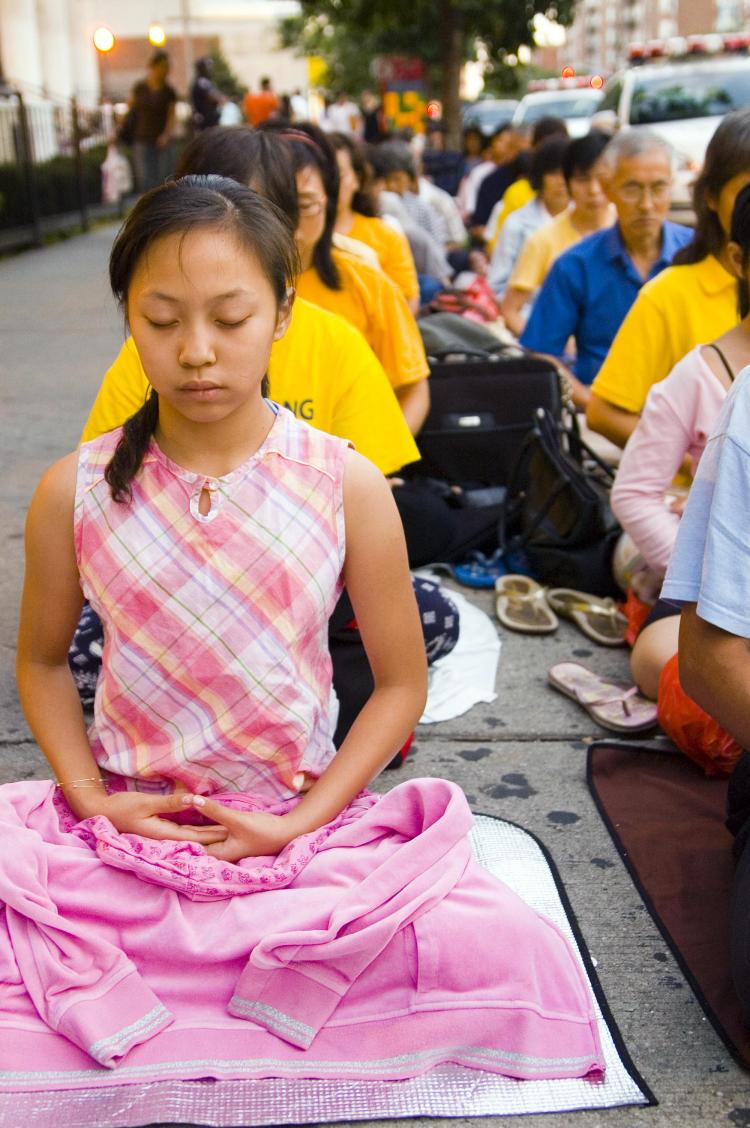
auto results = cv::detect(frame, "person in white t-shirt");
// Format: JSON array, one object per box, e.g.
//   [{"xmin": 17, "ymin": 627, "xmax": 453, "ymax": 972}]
[{"xmin": 325, "ymin": 93, "xmax": 362, "ymax": 136}]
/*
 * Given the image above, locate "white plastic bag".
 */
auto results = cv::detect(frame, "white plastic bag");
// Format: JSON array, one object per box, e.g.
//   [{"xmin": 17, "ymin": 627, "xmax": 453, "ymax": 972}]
[
  {"xmin": 219, "ymin": 100, "xmax": 243, "ymax": 126},
  {"xmin": 101, "ymin": 143, "xmax": 133, "ymax": 203}
]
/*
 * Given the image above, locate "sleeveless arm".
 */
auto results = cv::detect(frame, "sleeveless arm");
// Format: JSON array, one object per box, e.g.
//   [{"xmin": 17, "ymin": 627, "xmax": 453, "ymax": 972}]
[{"xmin": 16, "ymin": 453, "xmax": 105, "ymax": 799}]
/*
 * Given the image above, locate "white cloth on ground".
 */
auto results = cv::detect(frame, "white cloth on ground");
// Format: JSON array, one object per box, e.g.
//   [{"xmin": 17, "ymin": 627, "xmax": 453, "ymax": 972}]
[{"xmin": 417, "ymin": 578, "xmax": 501, "ymax": 723}]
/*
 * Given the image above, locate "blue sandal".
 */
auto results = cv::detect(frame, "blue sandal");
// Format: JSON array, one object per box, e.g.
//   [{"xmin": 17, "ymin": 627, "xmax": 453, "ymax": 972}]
[{"xmin": 449, "ymin": 550, "xmax": 508, "ymax": 589}]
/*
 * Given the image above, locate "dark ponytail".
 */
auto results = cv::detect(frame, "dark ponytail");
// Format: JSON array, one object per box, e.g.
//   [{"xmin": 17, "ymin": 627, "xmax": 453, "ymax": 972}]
[
  {"xmin": 104, "ymin": 174, "xmax": 298, "ymax": 503},
  {"xmin": 731, "ymin": 183, "xmax": 750, "ymax": 319},
  {"xmin": 260, "ymin": 121, "xmax": 341, "ymax": 290},
  {"xmin": 104, "ymin": 391, "xmax": 159, "ymax": 502},
  {"xmin": 673, "ymin": 108, "xmax": 750, "ymax": 266},
  {"xmin": 330, "ymin": 132, "xmax": 379, "ymax": 217}
]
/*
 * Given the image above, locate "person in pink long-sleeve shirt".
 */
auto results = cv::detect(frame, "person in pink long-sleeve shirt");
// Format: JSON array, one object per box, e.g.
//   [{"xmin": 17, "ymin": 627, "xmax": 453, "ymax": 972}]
[
  {"xmin": 612, "ymin": 346, "xmax": 731, "ymax": 574},
  {"xmin": 612, "ymin": 345, "xmax": 735, "ymax": 699}
]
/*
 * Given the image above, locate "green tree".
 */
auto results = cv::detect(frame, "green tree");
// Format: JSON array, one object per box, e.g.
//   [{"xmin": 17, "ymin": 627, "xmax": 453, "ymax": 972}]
[
  {"xmin": 278, "ymin": 0, "xmax": 579, "ymax": 144},
  {"xmin": 208, "ymin": 39, "xmax": 247, "ymax": 100}
]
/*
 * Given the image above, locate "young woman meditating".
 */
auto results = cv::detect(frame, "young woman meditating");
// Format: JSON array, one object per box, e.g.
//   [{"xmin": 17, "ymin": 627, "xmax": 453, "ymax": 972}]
[{"xmin": 1, "ymin": 177, "xmax": 603, "ymax": 1111}]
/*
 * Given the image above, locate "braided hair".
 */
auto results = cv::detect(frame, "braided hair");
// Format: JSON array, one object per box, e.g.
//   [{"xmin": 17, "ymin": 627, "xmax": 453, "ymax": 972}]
[{"xmin": 105, "ymin": 174, "xmax": 298, "ymax": 502}]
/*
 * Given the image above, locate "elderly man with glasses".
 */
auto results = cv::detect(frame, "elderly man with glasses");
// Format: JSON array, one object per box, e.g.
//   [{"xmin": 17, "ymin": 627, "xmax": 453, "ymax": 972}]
[{"xmin": 519, "ymin": 131, "xmax": 692, "ymax": 408}]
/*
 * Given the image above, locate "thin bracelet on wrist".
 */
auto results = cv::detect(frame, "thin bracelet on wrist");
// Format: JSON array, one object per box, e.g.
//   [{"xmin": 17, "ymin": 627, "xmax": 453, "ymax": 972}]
[{"xmin": 55, "ymin": 776, "xmax": 105, "ymax": 790}]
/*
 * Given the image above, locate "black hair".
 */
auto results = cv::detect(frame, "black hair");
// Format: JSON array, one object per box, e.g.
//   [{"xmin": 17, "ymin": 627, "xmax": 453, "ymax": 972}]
[
  {"xmin": 368, "ymin": 140, "xmax": 416, "ymax": 181},
  {"xmin": 529, "ymin": 136, "xmax": 569, "ymax": 192},
  {"xmin": 673, "ymin": 108, "xmax": 750, "ymax": 267},
  {"xmin": 106, "ymin": 175, "xmax": 298, "ymax": 503},
  {"xmin": 175, "ymin": 127, "xmax": 299, "ymax": 229},
  {"xmin": 329, "ymin": 132, "xmax": 379, "ymax": 217},
  {"xmin": 489, "ymin": 123, "xmax": 510, "ymax": 142},
  {"xmin": 259, "ymin": 121, "xmax": 340, "ymax": 290},
  {"xmin": 149, "ymin": 50, "xmax": 169, "ymax": 67},
  {"xmin": 730, "ymin": 182, "xmax": 750, "ymax": 318},
  {"xmin": 561, "ymin": 129, "xmax": 611, "ymax": 185},
  {"xmin": 462, "ymin": 126, "xmax": 483, "ymax": 152},
  {"xmin": 530, "ymin": 116, "xmax": 568, "ymax": 147}
]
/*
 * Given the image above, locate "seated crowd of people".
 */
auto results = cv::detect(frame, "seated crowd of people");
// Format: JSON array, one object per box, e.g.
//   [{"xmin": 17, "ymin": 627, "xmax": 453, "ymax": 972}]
[{"xmin": 8, "ymin": 97, "xmax": 750, "ymax": 1102}]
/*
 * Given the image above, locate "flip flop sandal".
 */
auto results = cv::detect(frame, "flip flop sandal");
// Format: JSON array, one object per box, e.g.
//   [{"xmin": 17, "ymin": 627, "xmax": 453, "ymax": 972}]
[
  {"xmin": 495, "ymin": 575, "xmax": 559, "ymax": 634},
  {"xmin": 548, "ymin": 661, "xmax": 658, "ymax": 732},
  {"xmin": 546, "ymin": 588, "xmax": 628, "ymax": 647},
  {"xmin": 450, "ymin": 549, "xmax": 508, "ymax": 589}
]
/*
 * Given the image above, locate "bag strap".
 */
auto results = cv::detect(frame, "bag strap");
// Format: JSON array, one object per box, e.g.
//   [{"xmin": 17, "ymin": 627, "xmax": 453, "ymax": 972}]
[
  {"xmin": 498, "ymin": 407, "xmax": 614, "ymax": 552},
  {"xmin": 498, "ymin": 410, "xmax": 571, "ymax": 551},
  {"xmin": 706, "ymin": 342, "xmax": 736, "ymax": 383},
  {"xmin": 539, "ymin": 407, "xmax": 615, "ymax": 484}
]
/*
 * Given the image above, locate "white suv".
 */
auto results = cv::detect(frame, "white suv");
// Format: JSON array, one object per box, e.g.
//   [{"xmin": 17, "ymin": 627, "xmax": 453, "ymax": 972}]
[
  {"xmin": 512, "ymin": 87, "xmax": 603, "ymax": 138},
  {"xmin": 592, "ymin": 54, "xmax": 750, "ymax": 206}
]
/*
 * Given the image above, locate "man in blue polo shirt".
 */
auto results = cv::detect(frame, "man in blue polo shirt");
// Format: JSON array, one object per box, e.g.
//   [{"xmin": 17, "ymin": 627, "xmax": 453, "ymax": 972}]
[{"xmin": 520, "ymin": 130, "xmax": 692, "ymax": 407}]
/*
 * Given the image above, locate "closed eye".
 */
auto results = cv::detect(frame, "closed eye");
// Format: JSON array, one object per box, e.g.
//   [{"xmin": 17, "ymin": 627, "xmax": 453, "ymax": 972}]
[
  {"xmin": 147, "ymin": 319, "xmax": 177, "ymax": 329},
  {"xmin": 216, "ymin": 318, "xmax": 249, "ymax": 328}
]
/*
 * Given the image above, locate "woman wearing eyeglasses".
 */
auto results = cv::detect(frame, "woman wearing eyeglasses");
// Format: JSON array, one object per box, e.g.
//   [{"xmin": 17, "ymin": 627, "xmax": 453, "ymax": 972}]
[{"xmin": 261, "ymin": 121, "xmax": 430, "ymax": 436}]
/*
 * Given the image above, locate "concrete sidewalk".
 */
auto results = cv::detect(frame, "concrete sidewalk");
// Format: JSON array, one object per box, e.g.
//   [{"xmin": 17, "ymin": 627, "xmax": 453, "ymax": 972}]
[{"xmin": 1, "ymin": 227, "xmax": 748, "ymax": 1127}]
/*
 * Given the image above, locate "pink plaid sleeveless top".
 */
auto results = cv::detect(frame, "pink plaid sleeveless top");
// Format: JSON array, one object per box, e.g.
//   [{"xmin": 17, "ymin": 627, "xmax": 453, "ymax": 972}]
[{"xmin": 74, "ymin": 405, "xmax": 348, "ymax": 800}]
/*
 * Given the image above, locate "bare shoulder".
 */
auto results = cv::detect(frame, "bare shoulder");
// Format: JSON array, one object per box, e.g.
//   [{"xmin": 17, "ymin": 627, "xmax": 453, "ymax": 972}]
[
  {"xmin": 29, "ymin": 451, "xmax": 78, "ymax": 520},
  {"xmin": 342, "ymin": 448, "xmax": 391, "ymax": 502},
  {"xmin": 341, "ymin": 450, "xmax": 410, "ymax": 582}
]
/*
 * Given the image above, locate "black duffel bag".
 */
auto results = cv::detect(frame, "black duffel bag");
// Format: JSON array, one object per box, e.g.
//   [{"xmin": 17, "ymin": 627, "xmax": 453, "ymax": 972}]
[
  {"xmin": 499, "ymin": 406, "xmax": 622, "ymax": 598},
  {"xmin": 408, "ymin": 316, "xmax": 563, "ymax": 488}
]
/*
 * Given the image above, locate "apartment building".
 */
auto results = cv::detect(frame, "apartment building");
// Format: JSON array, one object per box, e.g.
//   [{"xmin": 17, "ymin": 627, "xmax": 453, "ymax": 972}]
[{"xmin": 563, "ymin": 0, "xmax": 750, "ymax": 74}]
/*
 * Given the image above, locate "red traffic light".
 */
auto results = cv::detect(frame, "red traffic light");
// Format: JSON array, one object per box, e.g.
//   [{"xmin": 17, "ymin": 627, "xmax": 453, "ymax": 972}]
[{"xmin": 561, "ymin": 65, "xmax": 576, "ymax": 79}]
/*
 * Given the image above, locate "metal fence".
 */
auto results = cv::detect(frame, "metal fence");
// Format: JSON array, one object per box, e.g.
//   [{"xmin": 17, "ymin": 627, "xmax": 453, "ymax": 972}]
[{"xmin": 0, "ymin": 90, "xmax": 126, "ymax": 252}]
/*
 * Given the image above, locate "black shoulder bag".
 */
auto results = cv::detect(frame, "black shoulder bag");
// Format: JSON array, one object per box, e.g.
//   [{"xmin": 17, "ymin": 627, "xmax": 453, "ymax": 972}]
[{"xmin": 499, "ymin": 407, "xmax": 622, "ymax": 597}]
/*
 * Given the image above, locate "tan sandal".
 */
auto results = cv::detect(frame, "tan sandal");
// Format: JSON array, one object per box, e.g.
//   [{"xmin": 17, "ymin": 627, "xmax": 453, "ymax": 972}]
[
  {"xmin": 546, "ymin": 588, "xmax": 627, "ymax": 647},
  {"xmin": 494, "ymin": 575, "xmax": 558, "ymax": 634}
]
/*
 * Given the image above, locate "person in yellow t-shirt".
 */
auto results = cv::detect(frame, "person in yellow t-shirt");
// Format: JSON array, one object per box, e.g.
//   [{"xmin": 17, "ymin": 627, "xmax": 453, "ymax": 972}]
[
  {"xmin": 331, "ymin": 132, "xmax": 420, "ymax": 313},
  {"xmin": 501, "ymin": 131, "xmax": 613, "ymax": 338},
  {"xmin": 82, "ymin": 296, "xmax": 419, "ymax": 478},
  {"xmin": 262, "ymin": 121, "xmax": 430, "ymax": 435},
  {"xmin": 587, "ymin": 109, "xmax": 750, "ymax": 449}
]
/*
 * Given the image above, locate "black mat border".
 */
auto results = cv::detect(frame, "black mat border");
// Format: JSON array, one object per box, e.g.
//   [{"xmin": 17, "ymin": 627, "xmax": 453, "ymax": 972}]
[
  {"xmin": 475, "ymin": 809, "xmax": 657, "ymax": 1109},
  {"xmin": 586, "ymin": 738, "xmax": 748, "ymax": 1073}
]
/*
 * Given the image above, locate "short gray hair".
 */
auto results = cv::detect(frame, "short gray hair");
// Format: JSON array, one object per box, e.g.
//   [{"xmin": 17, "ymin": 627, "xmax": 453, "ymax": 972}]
[{"xmin": 597, "ymin": 129, "xmax": 676, "ymax": 176}]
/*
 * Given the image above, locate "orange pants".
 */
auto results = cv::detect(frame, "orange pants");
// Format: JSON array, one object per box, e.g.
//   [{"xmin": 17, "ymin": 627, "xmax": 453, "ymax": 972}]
[{"xmin": 657, "ymin": 653, "xmax": 741, "ymax": 777}]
